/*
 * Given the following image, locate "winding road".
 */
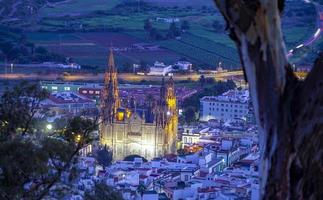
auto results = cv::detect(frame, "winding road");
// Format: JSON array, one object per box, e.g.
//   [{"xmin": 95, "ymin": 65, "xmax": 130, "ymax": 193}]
[{"xmin": 287, "ymin": 1, "xmax": 323, "ymax": 57}]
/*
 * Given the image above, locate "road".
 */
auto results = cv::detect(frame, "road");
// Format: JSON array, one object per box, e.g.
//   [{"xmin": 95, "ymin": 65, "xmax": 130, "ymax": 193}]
[
  {"xmin": 287, "ymin": 1, "xmax": 323, "ymax": 57},
  {"xmin": 0, "ymin": 71, "xmax": 244, "ymax": 82},
  {"xmin": 0, "ymin": 69, "xmax": 308, "ymax": 84}
]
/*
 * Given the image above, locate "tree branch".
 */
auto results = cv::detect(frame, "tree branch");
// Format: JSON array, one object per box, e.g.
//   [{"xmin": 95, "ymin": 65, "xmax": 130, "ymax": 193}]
[{"xmin": 213, "ymin": 0, "xmax": 304, "ymax": 199}]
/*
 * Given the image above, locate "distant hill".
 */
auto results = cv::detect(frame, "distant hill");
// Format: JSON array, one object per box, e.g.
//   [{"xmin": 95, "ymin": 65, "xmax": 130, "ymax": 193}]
[{"xmin": 0, "ymin": 0, "xmax": 65, "ymax": 21}]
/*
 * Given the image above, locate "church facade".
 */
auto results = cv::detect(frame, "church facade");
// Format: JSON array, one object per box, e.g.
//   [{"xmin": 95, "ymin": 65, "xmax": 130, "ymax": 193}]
[{"xmin": 100, "ymin": 49, "xmax": 178, "ymax": 161}]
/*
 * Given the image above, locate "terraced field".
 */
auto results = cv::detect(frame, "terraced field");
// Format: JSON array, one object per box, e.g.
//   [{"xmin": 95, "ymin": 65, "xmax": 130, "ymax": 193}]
[
  {"xmin": 39, "ymin": 0, "xmax": 121, "ymax": 17},
  {"xmin": 1, "ymin": 0, "xmax": 317, "ymax": 71}
]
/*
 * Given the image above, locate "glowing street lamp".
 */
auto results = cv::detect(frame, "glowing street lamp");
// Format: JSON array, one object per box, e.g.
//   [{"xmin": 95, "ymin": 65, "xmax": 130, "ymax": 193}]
[
  {"xmin": 46, "ymin": 124, "xmax": 53, "ymax": 130},
  {"xmin": 76, "ymin": 134, "xmax": 82, "ymax": 143}
]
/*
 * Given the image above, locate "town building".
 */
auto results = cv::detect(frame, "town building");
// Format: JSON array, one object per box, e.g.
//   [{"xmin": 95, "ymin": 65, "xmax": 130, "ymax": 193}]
[
  {"xmin": 148, "ymin": 61, "xmax": 173, "ymax": 76},
  {"xmin": 200, "ymin": 89, "xmax": 250, "ymax": 122},
  {"xmin": 100, "ymin": 49, "xmax": 178, "ymax": 161},
  {"xmin": 41, "ymin": 92, "xmax": 96, "ymax": 115},
  {"xmin": 173, "ymin": 61, "xmax": 192, "ymax": 71},
  {"xmin": 40, "ymin": 81, "xmax": 100, "ymax": 93}
]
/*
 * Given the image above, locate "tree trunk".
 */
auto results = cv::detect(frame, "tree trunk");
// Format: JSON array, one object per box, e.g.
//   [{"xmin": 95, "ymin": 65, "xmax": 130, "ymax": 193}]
[{"xmin": 213, "ymin": 0, "xmax": 323, "ymax": 199}]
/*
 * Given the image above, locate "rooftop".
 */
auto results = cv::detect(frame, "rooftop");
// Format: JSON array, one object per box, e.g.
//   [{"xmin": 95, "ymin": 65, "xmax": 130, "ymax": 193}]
[
  {"xmin": 48, "ymin": 92, "xmax": 94, "ymax": 104},
  {"xmin": 201, "ymin": 89, "xmax": 250, "ymax": 103}
]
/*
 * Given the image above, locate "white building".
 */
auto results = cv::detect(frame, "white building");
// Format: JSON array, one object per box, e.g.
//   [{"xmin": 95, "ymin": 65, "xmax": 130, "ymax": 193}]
[
  {"xmin": 200, "ymin": 89, "xmax": 250, "ymax": 122},
  {"xmin": 181, "ymin": 127, "xmax": 201, "ymax": 148},
  {"xmin": 155, "ymin": 17, "xmax": 180, "ymax": 23},
  {"xmin": 174, "ymin": 61, "xmax": 192, "ymax": 71},
  {"xmin": 41, "ymin": 92, "xmax": 96, "ymax": 115},
  {"xmin": 148, "ymin": 61, "xmax": 173, "ymax": 76}
]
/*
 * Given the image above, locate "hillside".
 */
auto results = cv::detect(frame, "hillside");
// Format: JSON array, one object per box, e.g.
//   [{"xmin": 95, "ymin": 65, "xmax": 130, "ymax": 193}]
[
  {"xmin": 0, "ymin": 0, "xmax": 319, "ymax": 71},
  {"xmin": 0, "ymin": 0, "xmax": 67, "ymax": 21}
]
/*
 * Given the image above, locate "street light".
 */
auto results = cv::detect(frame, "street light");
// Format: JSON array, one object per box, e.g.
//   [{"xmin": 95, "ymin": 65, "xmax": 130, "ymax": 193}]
[
  {"xmin": 46, "ymin": 124, "xmax": 53, "ymax": 130},
  {"xmin": 76, "ymin": 134, "xmax": 82, "ymax": 143}
]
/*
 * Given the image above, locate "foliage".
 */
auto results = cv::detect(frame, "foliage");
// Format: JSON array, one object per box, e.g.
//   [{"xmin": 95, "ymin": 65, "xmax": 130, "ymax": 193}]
[
  {"xmin": 0, "ymin": 82, "xmax": 48, "ymax": 138},
  {"xmin": 181, "ymin": 20, "xmax": 190, "ymax": 31},
  {"xmin": 124, "ymin": 154, "xmax": 148, "ymax": 162},
  {"xmin": 149, "ymin": 28, "xmax": 164, "ymax": 40},
  {"xmin": 0, "ymin": 26, "xmax": 66, "ymax": 63},
  {"xmin": 0, "ymin": 84, "xmax": 98, "ymax": 199},
  {"xmin": 183, "ymin": 106, "xmax": 196, "ymax": 124},
  {"xmin": 96, "ymin": 146, "xmax": 113, "ymax": 167},
  {"xmin": 137, "ymin": 183, "xmax": 146, "ymax": 197},
  {"xmin": 181, "ymin": 80, "xmax": 236, "ymax": 124},
  {"xmin": 144, "ymin": 18, "xmax": 152, "ymax": 32},
  {"xmin": 167, "ymin": 22, "xmax": 181, "ymax": 39},
  {"xmin": 199, "ymin": 75, "xmax": 206, "ymax": 86},
  {"xmin": 62, "ymin": 116, "xmax": 97, "ymax": 144}
]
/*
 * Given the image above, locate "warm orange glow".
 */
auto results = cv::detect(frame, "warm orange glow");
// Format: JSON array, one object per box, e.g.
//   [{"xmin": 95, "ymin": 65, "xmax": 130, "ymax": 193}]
[
  {"xmin": 184, "ymin": 145, "xmax": 203, "ymax": 153},
  {"xmin": 76, "ymin": 134, "xmax": 82, "ymax": 143},
  {"xmin": 116, "ymin": 111, "xmax": 125, "ymax": 121},
  {"xmin": 167, "ymin": 98, "xmax": 176, "ymax": 109},
  {"xmin": 126, "ymin": 109, "xmax": 131, "ymax": 118}
]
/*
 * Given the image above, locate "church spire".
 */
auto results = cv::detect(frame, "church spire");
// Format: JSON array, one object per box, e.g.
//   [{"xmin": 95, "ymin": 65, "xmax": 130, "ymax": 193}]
[
  {"xmin": 107, "ymin": 48, "xmax": 116, "ymax": 74},
  {"xmin": 101, "ymin": 48, "xmax": 120, "ymax": 123},
  {"xmin": 155, "ymin": 77, "xmax": 168, "ymax": 128}
]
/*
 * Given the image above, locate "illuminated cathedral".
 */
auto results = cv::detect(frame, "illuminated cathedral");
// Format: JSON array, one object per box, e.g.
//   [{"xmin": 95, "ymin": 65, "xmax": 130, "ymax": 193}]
[{"xmin": 100, "ymin": 49, "xmax": 178, "ymax": 160}]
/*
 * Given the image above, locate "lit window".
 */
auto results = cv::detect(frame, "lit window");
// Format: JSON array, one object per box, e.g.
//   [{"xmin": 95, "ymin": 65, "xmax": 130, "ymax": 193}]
[
  {"xmin": 64, "ymin": 87, "xmax": 70, "ymax": 91},
  {"xmin": 82, "ymin": 90, "xmax": 88, "ymax": 94},
  {"xmin": 52, "ymin": 86, "xmax": 58, "ymax": 90},
  {"xmin": 116, "ymin": 111, "xmax": 125, "ymax": 121}
]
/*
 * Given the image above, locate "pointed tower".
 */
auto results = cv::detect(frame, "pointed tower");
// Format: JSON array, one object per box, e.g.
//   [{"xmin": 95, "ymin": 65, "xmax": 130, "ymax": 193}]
[
  {"xmin": 101, "ymin": 48, "xmax": 120, "ymax": 123},
  {"xmin": 165, "ymin": 76, "xmax": 178, "ymax": 153},
  {"xmin": 155, "ymin": 77, "xmax": 168, "ymax": 128},
  {"xmin": 166, "ymin": 76, "xmax": 176, "ymax": 113},
  {"xmin": 155, "ymin": 77, "xmax": 178, "ymax": 154}
]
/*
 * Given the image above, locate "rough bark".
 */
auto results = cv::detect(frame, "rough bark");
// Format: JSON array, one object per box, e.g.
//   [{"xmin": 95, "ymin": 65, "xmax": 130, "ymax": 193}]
[{"xmin": 213, "ymin": 0, "xmax": 323, "ymax": 199}]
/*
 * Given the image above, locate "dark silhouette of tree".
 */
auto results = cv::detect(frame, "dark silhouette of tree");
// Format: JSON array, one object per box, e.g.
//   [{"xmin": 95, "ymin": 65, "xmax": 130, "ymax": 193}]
[
  {"xmin": 181, "ymin": 20, "xmax": 190, "ymax": 31},
  {"xmin": 167, "ymin": 22, "xmax": 181, "ymax": 39},
  {"xmin": 183, "ymin": 106, "xmax": 196, "ymax": 124},
  {"xmin": 136, "ymin": 183, "xmax": 147, "ymax": 198},
  {"xmin": 139, "ymin": 60, "xmax": 149, "ymax": 73},
  {"xmin": 96, "ymin": 146, "xmax": 113, "ymax": 167},
  {"xmin": 0, "ymin": 83, "xmax": 98, "ymax": 199},
  {"xmin": 124, "ymin": 154, "xmax": 148, "ymax": 162},
  {"xmin": 143, "ymin": 18, "xmax": 152, "ymax": 32},
  {"xmin": 0, "ymin": 82, "xmax": 48, "ymax": 137},
  {"xmin": 213, "ymin": 0, "xmax": 323, "ymax": 199},
  {"xmin": 199, "ymin": 75, "xmax": 206, "ymax": 87}
]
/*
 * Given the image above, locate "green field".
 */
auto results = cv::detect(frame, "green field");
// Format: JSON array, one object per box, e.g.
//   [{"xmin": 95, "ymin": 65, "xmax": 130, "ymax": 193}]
[
  {"xmin": 18, "ymin": 0, "xmax": 319, "ymax": 70},
  {"xmin": 39, "ymin": 0, "xmax": 121, "ymax": 17}
]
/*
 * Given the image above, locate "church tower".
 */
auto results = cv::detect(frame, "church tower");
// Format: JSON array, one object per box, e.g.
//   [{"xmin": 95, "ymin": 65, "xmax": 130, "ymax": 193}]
[
  {"xmin": 155, "ymin": 77, "xmax": 178, "ymax": 153},
  {"xmin": 101, "ymin": 48, "xmax": 120, "ymax": 123},
  {"xmin": 155, "ymin": 77, "xmax": 168, "ymax": 129},
  {"xmin": 165, "ymin": 76, "xmax": 178, "ymax": 153},
  {"xmin": 100, "ymin": 61, "xmax": 178, "ymax": 160}
]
